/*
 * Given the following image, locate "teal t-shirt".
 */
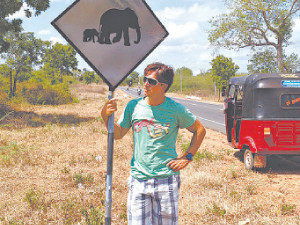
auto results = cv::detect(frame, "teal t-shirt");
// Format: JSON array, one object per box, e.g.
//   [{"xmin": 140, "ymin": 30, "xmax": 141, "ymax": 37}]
[{"xmin": 117, "ymin": 97, "xmax": 196, "ymax": 180}]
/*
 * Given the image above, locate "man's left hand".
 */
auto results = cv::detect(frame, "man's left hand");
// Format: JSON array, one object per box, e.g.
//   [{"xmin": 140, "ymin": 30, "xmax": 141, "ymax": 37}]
[{"xmin": 166, "ymin": 156, "xmax": 190, "ymax": 172}]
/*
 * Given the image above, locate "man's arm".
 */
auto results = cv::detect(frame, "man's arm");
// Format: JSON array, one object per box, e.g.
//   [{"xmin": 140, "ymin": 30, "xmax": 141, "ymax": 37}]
[
  {"xmin": 101, "ymin": 98, "xmax": 129, "ymax": 139},
  {"xmin": 167, "ymin": 119, "xmax": 206, "ymax": 172}
]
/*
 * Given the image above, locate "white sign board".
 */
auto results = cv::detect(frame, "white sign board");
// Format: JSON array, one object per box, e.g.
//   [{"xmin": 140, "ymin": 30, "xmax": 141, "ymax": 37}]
[{"xmin": 52, "ymin": 0, "xmax": 168, "ymax": 90}]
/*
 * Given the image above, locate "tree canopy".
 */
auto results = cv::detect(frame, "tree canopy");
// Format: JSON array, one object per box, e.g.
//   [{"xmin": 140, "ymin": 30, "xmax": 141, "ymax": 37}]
[
  {"xmin": 43, "ymin": 43, "xmax": 78, "ymax": 76},
  {"xmin": 0, "ymin": 0, "xmax": 50, "ymax": 53},
  {"xmin": 248, "ymin": 49, "xmax": 300, "ymax": 74},
  {"xmin": 211, "ymin": 55, "xmax": 239, "ymax": 93},
  {"xmin": 1, "ymin": 32, "xmax": 44, "ymax": 96},
  {"xmin": 208, "ymin": 0, "xmax": 300, "ymax": 72}
]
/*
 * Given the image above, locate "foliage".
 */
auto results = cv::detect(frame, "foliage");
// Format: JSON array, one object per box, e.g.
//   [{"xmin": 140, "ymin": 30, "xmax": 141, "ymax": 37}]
[
  {"xmin": 247, "ymin": 49, "xmax": 278, "ymax": 73},
  {"xmin": 284, "ymin": 53, "xmax": 300, "ymax": 73},
  {"xmin": 208, "ymin": 0, "xmax": 300, "ymax": 72},
  {"xmin": 73, "ymin": 170, "xmax": 94, "ymax": 186},
  {"xmin": 248, "ymin": 49, "xmax": 300, "ymax": 73},
  {"xmin": 82, "ymin": 205, "xmax": 105, "ymax": 225},
  {"xmin": 0, "ymin": 31, "xmax": 79, "ymax": 105},
  {"xmin": 1, "ymin": 32, "xmax": 44, "ymax": 97},
  {"xmin": 0, "ymin": 65, "xmax": 77, "ymax": 105},
  {"xmin": 24, "ymin": 188, "xmax": 42, "ymax": 211},
  {"xmin": 169, "ymin": 68, "xmax": 214, "ymax": 96},
  {"xmin": 42, "ymin": 42, "xmax": 78, "ymax": 76},
  {"xmin": 206, "ymin": 202, "xmax": 226, "ymax": 216},
  {"xmin": 124, "ymin": 71, "xmax": 140, "ymax": 86},
  {"xmin": 281, "ymin": 202, "xmax": 296, "ymax": 215},
  {"xmin": 211, "ymin": 55, "xmax": 239, "ymax": 89},
  {"xmin": 80, "ymin": 70, "xmax": 100, "ymax": 84},
  {"xmin": 0, "ymin": 0, "xmax": 50, "ymax": 53},
  {"xmin": 21, "ymin": 82, "xmax": 74, "ymax": 105}
]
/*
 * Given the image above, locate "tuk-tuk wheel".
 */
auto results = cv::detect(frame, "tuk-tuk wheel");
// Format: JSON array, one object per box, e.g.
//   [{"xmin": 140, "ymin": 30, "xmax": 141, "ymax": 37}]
[{"xmin": 244, "ymin": 149, "xmax": 254, "ymax": 170}]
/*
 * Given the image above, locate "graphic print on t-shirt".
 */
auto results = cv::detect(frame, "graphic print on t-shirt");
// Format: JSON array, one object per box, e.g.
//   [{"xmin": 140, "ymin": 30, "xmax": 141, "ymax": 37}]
[{"xmin": 133, "ymin": 117, "xmax": 170, "ymax": 138}]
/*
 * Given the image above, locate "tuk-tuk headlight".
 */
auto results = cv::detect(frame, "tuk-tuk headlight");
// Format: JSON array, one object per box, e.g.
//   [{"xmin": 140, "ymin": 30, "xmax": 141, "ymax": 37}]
[{"xmin": 264, "ymin": 127, "xmax": 271, "ymax": 135}]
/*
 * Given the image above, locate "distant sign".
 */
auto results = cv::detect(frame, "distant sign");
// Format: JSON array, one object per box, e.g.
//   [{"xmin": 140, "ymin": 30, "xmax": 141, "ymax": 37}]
[
  {"xmin": 52, "ymin": 0, "xmax": 168, "ymax": 90},
  {"xmin": 281, "ymin": 80, "xmax": 300, "ymax": 88}
]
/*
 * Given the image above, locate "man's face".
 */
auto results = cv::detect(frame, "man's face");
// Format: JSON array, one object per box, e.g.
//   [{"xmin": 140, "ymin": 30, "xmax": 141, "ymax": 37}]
[{"xmin": 143, "ymin": 71, "xmax": 167, "ymax": 97}]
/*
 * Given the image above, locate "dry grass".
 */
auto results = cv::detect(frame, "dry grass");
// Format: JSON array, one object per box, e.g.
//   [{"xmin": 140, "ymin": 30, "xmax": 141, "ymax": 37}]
[{"xmin": 0, "ymin": 84, "xmax": 299, "ymax": 224}]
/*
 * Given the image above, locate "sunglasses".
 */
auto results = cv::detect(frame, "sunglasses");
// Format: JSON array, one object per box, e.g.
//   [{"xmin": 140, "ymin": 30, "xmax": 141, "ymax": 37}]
[{"xmin": 143, "ymin": 76, "xmax": 159, "ymax": 86}]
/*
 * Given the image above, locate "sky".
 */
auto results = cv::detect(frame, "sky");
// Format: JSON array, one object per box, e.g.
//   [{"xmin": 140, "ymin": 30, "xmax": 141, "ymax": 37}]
[{"xmin": 9, "ymin": 0, "xmax": 300, "ymax": 77}]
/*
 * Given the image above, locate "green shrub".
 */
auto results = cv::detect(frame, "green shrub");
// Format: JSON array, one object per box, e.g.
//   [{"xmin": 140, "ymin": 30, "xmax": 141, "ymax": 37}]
[
  {"xmin": 21, "ymin": 82, "xmax": 74, "ymax": 105},
  {"xmin": 73, "ymin": 171, "xmax": 94, "ymax": 186},
  {"xmin": 24, "ymin": 188, "xmax": 42, "ymax": 210},
  {"xmin": 82, "ymin": 205, "xmax": 105, "ymax": 225},
  {"xmin": 281, "ymin": 202, "xmax": 296, "ymax": 215},
  {"xmin": 206, "ymin": 202, "xmax": 226, "ymax": 216},
  {"xmin": 0, "ymin": 91, "xmax": 8, "ymax": 104}
]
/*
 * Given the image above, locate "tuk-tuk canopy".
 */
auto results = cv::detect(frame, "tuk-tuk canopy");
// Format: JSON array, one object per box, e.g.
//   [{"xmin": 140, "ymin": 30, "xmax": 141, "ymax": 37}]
[{"xmin": 228, "ymin": 73, "xmax": 300, "ymax": 119}]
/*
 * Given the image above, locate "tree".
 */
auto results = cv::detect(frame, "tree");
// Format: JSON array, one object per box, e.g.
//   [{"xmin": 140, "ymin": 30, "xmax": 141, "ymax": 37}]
[
  {"xmin": 81, "ymin": 70, "xmax": 99, "ymax": 84},
  {"xmin": 208, "ymin": 0, "xmax": 300, "ymax": 72},
  {"xmin": 43, "ymin": 43, "xmax": 78, "ymax": 78},
  {"xmin": 1, "ymin": 32, "xmax": 44, "ymax": 97},
  {"xmin": 247, "ymin": 49, "xmax": 278, "ymax": 73},
  {"xmin": 125, "ymin": 71, "xmax": 140, "ymax": 86},
  {"xmin": 175, "ymin": 67, "xmax": 193, "ymax": 92},
  {"xmin": 210, "ymin": 55, "xmax": 239, "ymax": 99},
  {"xmin": 0, "ymin": 0, "xmax": 50, "ymax": 53},
  {"xmin": 248, "ymin": 49, "xmax": 300, "ymax": 73}
]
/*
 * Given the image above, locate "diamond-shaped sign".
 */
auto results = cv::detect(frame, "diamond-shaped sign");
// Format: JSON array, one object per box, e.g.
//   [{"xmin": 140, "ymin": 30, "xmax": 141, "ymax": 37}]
[{"xmin": 51, "ymin": 0, "xmax": 168, "ymax": 90}]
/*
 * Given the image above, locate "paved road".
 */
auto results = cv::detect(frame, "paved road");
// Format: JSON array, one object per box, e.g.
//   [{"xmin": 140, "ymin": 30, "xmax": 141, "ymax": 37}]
[{"xmin": 119, "ymin": 87, "xmax": 226, "ymax": 134}]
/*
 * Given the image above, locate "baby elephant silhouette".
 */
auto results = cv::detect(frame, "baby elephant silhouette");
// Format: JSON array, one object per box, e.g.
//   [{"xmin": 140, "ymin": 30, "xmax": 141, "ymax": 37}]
[
  {"xmin": 83, "ymin": 29, "xmax": 99, "ymax": 43},
  {"xmin": 98, "ymin": 8, "xmax": 141, "ymax": 46}
]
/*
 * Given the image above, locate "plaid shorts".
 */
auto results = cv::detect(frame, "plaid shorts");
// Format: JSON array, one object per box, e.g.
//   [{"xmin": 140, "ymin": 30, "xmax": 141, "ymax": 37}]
[{"xmin": 127, "ymin": 175, "xmax": 181, "ymax": 225}]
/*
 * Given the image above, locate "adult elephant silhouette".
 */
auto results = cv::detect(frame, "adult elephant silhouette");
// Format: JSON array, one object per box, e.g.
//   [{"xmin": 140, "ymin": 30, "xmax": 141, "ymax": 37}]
[{"xmin": 98, "ymin": 8, "xmax": 141, "ymax": 46}]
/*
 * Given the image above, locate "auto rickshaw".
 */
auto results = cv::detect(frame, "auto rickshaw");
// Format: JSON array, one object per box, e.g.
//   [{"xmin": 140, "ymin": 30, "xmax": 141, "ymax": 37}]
[{"xmin": 223, "ymin": 73, "xmax": 300, "ymax": 170}]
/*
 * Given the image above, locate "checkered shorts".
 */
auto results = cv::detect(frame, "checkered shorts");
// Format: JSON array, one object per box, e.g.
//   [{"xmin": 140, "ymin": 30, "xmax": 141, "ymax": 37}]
[{"xmin": 127, "ymin": 175, "xmax": 181, "ymax": 225}]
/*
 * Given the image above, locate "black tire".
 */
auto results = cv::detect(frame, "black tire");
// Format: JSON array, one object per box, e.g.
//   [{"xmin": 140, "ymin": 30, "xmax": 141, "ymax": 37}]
[{"xmin": 244, "ymin": 149, "xmax": 254, "ymax": 170}]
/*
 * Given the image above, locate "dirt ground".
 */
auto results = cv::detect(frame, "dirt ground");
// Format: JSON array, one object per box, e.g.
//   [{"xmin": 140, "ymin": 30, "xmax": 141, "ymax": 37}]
[{"xmin": 0, "ymin": 84, "xmax": 299, "ymax": 224}]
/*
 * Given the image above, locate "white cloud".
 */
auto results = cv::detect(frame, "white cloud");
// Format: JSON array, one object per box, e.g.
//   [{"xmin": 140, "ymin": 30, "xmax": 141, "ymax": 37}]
[
  {"xmin": 157, "ymin": 3, "xmax": 221, "ymax": 23},
  {"xmin": 294, "ymin": 18, "xmax": 300, "ymax": 32},
  {"xmin": 7, "ymin": 4, "xmax": 28, "ymax": 19},
  {"xmin": 49, "ymin": 36, "xmax": 65, "ymax": 44},
  {"xmin": 155, "ymin": 3, "xmax": 222, "ymax": 46},
  {"xmin": 38, "ymin": 29, "xmax": 52, "ymax": 35},
  {"xmin": 166, "ymin": 22, "xmax": 199, "ymax": 39}
]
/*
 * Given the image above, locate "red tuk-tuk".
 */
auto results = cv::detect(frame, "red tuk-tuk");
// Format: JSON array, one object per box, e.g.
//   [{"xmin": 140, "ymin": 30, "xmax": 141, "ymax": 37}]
[{"xmin": 223, "ymin": 73, "xmax": 300, "ymax": 170}]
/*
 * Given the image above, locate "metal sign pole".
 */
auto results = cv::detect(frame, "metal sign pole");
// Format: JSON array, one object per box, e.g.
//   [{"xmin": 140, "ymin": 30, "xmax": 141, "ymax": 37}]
[{"xmin": 105, "ymin": 88, "xmax": 114, "ymax": 225}]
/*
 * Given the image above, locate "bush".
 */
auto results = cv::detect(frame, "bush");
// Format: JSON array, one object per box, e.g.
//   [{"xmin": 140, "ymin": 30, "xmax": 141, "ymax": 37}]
[
  {"xmin": 0, "ymin": 91, "xmax": 8, "ymax": 105},
  {"xmin": 169, "ymin": 73, "xmax": 215, "ymax": 96},
  {"xmin": 21, "ymin": 82, "xmax": 74, "ymax": 105}
]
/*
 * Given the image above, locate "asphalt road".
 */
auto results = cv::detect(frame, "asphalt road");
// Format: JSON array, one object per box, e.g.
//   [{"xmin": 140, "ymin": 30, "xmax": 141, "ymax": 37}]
[{"xmin": 119, "ymin": 87, "xmax": 226, "ymax": 134}]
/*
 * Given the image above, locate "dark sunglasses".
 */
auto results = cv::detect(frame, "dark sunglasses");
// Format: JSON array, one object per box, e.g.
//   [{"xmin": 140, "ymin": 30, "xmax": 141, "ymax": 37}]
[{"xmin": 143, "ymin": 76, "xmax": 159, "ymax": 86}]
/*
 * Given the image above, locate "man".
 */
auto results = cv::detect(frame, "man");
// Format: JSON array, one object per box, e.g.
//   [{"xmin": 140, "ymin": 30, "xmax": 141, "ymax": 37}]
[{"xmin": 101, "ymin": 62, "xmax": 206, "ymax": 225}]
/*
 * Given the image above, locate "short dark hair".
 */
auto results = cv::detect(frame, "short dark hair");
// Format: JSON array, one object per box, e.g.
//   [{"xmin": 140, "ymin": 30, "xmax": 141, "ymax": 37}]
[{"xmin": 144, "ymin": 62, "xmax": 174, "ymax": 92}]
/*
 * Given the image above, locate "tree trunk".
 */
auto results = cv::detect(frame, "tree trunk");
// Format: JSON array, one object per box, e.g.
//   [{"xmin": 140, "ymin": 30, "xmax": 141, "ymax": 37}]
[
  {"xmin": 9, "ymin": 70, "xmax": 13, "ymax": 98},
  {"xmin": 277, "ymin": 44, "xmax": 284, "ymax": 73},
  {"xmin": 12, "ymin": 71, "xmax": 19, "ymax": 97}
]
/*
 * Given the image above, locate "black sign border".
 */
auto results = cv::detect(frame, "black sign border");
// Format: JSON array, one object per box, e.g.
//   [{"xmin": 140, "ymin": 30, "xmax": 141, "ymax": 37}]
[{"xmin": 51, "ymin": 0, "xmax": 169, "ymax": 91}]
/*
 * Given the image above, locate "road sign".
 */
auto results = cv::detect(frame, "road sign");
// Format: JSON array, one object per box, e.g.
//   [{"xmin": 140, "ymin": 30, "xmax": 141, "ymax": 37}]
[{"xmin": 51, "ymin": 0, "xmax": 168, "ymax": 90}]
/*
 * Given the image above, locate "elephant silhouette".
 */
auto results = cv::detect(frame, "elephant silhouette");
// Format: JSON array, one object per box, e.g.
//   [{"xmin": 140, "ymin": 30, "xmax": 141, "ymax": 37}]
[
  {"xmin": 83, "ymin": 29, "xmax": 99, "ymax": 43},
  {"xmin": 98, "ymin": 8, "xmax": 141, "ymax": 46}
]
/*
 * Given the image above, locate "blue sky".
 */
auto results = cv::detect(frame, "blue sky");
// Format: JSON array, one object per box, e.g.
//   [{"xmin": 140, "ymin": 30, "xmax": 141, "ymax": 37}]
[{"xmin": 10, "ymin": 0, "xmax": 300, "ymax": 76}]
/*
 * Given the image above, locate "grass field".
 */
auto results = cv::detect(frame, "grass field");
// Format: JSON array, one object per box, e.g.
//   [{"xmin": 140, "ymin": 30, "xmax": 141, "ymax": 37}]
[{"xmin": 0, "ymin": 84, "xmax": 299, "ymax": 224}]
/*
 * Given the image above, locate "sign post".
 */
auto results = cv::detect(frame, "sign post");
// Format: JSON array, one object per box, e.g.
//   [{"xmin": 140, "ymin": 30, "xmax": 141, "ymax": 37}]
[
  {"xmin": 52, "ymin": 0, "xmax": 168, "ymax": 223},
  {"xmin": 105, "ymin": 88, "xmax": 114, "ymax": 224}
]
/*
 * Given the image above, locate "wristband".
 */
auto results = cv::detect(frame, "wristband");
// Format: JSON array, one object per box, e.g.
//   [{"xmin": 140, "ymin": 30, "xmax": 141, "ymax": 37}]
[{"xmin": 184, "ymin": 152, "xmax": 194, "ymax": 161}]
